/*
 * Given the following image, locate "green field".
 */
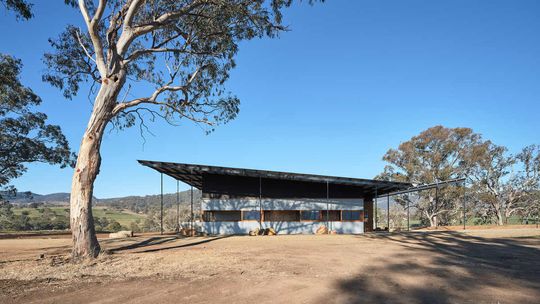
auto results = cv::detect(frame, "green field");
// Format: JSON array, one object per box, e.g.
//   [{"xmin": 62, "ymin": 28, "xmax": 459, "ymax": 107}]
[{"xmin": 13, "ymin": 206, "xmax": 146, "ymax": 227}]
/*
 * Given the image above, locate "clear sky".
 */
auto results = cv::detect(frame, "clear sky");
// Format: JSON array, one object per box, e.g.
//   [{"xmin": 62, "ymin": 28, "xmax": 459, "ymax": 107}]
[{"xmin": 2, "ymin": 0, "xmax": 539, "ymax": 198}]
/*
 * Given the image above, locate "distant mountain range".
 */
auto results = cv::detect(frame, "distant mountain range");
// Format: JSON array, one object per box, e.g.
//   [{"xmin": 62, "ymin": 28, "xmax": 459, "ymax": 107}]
[
  {"xmin": 9, "ymin": 192, "xmax": 86, "ymax": 205},
  {"xmin": 9, "ymin": 190, "xmax": 202, "ymax": 213}
]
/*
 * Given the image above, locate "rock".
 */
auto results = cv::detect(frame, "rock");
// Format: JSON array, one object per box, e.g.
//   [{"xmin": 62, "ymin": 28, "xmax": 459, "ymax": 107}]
[{"xmin": 109, "ymin": 230, "xmax": 134, "ymax": 238}]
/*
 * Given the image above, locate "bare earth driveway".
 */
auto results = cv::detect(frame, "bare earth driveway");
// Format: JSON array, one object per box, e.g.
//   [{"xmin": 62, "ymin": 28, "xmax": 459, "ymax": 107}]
[{"xmin": 1, "ymin": 229, "xmax": 539, "ymax": 303}]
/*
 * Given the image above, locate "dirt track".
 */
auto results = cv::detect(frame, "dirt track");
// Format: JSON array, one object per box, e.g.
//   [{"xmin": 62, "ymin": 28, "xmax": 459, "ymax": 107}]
[{"xmin": 1, "ymin": 229, "xmax": 539, "ymax": 303}]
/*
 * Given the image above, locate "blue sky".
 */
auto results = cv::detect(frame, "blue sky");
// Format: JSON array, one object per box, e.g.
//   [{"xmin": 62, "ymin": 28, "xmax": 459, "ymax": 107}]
[{"xmin": 2, "ymin": 0, "xmax": 539, "ymax": 198}]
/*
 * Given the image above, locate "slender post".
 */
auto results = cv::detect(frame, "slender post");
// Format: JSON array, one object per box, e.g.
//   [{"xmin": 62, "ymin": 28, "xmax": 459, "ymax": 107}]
[
  {"xmin": 435, "ymin": 185, "xmax": 439, "ymax": 228},
  {"xmin": 407, "ymin": 196, "xmax": 410, "ymax": 231},
  {"xmin": 191, "ymin": 185, "xmax": 194, "ymax": 234},
  {"xmin": 176, "ymin": 180, "xmax": 179, "ymax": 233},
  {"xmin": 326, "ymin": 181, "xmax": 330, "ymax": 233},
  {"xmin": 387, "ymin": 194, "xmax": 390, "ymax": 231},
  {"xmin": 189, "ymin": 186, "xmax": 195, "ymax": 236},
  {"xmin": 160, "ymin": 173, "xmax": 164, "ymax": 235},
  {"xmin": 463, "ymin": 184, "xmax": 466, "ymax": 230},
  {"xmin": 374, "ymin": 188, "xmax": 378, "ymax": 230},
  {"xmin": 259, "ymin": 177, "xmax": 262, "ymax": 229}
]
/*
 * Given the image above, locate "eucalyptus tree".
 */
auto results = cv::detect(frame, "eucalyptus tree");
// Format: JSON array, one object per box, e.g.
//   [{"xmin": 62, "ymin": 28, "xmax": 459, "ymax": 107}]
[
  {"xmin": 1, "ymin": 0, "xmax": 33, "ymax": 20},
  {"xmin": 465, "ymin": 142, "xmax": 514, "ymax": 225},
  {"xmin": 517, "ymin": 145, "xmax": 540, "ymax": 221},
  {"xmin": 464, "ymin": 143, "xmax": 540, "ymax": 225},
  {"xmin": 378, "ymin": 126, "xmax": 482, "ymax": 227},
  {"xmin": 44, "ymin": 0, "xmax": 319, "ymax": 259},
  {"xmin": 1, "ymin": 1, "xmax": 74, "ymax": 202},
  {"xmin": 0, "ymin": 54, "xmax": 74, "ymax": 202}
]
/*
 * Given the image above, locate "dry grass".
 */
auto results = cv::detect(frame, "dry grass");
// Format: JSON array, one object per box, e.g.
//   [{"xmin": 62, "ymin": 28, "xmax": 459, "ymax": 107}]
[{"xmin": 1, "ymin": 229, "xmax": 540, "ymax": 303}]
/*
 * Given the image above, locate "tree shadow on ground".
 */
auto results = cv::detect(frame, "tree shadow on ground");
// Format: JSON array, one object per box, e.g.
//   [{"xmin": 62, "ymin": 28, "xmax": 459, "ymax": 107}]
[
  {"xmin": 107, "ymin": 235, "xmax": 231, "ymax": 253},
  {"xmin": 333, "ymin": 231, "xmax": 540, "ymax": 304},
  {"xmin": 105, "ymin": 236, "xmax": 180, "ymax": 252}
]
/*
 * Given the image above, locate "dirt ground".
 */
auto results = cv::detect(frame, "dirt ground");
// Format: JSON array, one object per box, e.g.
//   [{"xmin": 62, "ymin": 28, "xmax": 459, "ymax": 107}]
[{"xmin": 1, "ymin": 229, "xmax": 539, "ymax": 304}]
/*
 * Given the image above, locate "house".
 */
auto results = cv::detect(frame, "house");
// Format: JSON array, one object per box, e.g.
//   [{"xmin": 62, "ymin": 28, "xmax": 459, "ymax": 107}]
[{"xmin": 138, "ymin": 160, "xmax": 410, "ymax": 234}]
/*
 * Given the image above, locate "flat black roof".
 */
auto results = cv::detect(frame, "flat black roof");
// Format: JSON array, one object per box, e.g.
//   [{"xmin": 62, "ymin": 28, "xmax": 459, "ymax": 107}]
[{"xmin": 138, "ymin": 160, "xmax": 411, "ymax": 196}]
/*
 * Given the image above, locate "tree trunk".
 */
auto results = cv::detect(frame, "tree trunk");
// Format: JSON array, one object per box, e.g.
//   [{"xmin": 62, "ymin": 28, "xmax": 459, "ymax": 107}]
[
  {"xmin": 424, "ymin": 210, "xmax": 437, "ymax": 228},
  {"xmin": 495, "ymin": 208, "xmax": 504, "ymax": 226},
  {"xmin": 70, "ymin": 131, "xmax": 103, "ymax": 259},
  {"xmin": 70, "ymin": 74, "xmax": 124, "ymax": 259}
]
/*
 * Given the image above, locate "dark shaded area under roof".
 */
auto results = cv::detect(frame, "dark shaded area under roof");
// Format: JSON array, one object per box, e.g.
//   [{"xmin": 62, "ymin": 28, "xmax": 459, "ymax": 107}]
[{"xmin": 138, "ymin": 160, "xmax": 411, "ymax": 199}]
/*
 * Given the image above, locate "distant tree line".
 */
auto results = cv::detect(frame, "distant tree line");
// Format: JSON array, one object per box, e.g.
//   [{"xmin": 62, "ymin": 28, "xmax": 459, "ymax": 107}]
[
  {"xmin": 97, "ymin": 190, "xmax": 201, "ymax": 214},
  {"xmin": 0, "ymin": 190, "xmax": 202, "ymax": 232},
  {"xmin": 378, "ymin": 126, "xmax": 540, "ymax": 228},
  {"xmin": 0, "ymin": 204, "xmax": 70, "ymax": 231},
  {"xmin": 0, "ymin": 204, "xmax": 125, "ymax": 232}
]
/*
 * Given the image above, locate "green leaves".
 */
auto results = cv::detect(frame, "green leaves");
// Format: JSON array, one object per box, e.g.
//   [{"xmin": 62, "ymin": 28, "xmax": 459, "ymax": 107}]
[
  {"xmin": 43, "ymin": 1, "xmax": 318, "ymax": 133},
  {"xmin": 0, "ymin": 54, "xmax": 76, "ymax": 202},
  {"xmin": 1, "ymin": 0, "xmax": 33, "ymax": 20}
]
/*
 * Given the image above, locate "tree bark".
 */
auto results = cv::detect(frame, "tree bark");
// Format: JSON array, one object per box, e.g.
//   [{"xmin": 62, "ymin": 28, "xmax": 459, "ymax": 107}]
[
  {"xmin": 494, "ymin": 205, "xmax": 504, "ymax": 226},
  {"xmin": 496, "ymin": 212, "xmax": 504, "ymax": 226},
  {"xmin": 70, "ymin": 73, "xmax": 124, "ymax": 259},
  {"xmin": 424, "ymin": 210, "xmax": 437, "ymax": 228}
]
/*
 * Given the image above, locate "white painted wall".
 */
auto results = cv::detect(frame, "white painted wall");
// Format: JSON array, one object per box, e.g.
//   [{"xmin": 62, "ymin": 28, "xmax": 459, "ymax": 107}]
[
  {"xmin": 202, "ymin": 198, "xmax": 364, "ymax": 211},
  {"xmin": 200, "ymin": 198, "xmax": 364, "ymax": 235},
  {"xmin": 201, "ymin": 221, "xmax": 364, "ymax": 235}
]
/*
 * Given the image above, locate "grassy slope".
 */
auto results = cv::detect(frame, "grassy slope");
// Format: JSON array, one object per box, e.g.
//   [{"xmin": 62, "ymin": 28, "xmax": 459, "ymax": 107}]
[{"xmin": 12, "ymin": 206, "xmax": 146, "ymax": 227}]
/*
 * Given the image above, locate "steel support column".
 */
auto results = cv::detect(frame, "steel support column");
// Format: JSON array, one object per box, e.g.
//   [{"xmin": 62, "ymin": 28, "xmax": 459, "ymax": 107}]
[
  {"xmin": 463, "ymin": 185, "xmax": 466, "ymax": 230},
  {"xmin": 160, "ymin": 173, "xmax": 164, "ymax": 235},
  {"xmin": 435, "ymin": 185, "xmax": 439, "ymax": 228},
  {"xmin": 326, "ymin": 181, "xmax": 330, "ymax": 233},
  {"xmin": 387, "ymin": 194, "xmax": 390, "ymax": 231},
  {"xmin": 176, "ymin": 180, "xmax": 179, "ymax": 233},
  {"xmin": 407, "ymin": 196, "xmax": 410, "ymax": 231},
  {"xmin": 374, "ymin": 187, "xmax": 378, "ymax": 230},
  {"xmin": 259, "ymin": 177, "xmax": 262, "ymax": 229},
  {"xmin": 191, "ymin": 185, "xmax": 194, "ymax": 234}
]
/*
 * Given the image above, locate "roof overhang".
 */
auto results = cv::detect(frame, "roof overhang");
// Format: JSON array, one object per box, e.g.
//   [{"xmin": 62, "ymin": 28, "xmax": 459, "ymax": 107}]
[{"xmin": 138, "ymin": 160, "xmax": 411, "ymax": 196}]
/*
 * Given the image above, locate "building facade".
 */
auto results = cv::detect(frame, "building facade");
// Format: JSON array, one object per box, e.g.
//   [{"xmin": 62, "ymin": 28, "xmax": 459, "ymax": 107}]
[{"xmin": 139, "ymin": 160, "xmax": 409, "ymax": 235}]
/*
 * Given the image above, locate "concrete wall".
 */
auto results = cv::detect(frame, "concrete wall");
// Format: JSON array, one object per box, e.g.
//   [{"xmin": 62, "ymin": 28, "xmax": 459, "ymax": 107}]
[
  {"xmin": 201, "ymin": 221, "xmax": 364, "ymax": 235},
  {"xmin": 202, "ymin": 198, "xmax": 364, "ymax": 211},
  {"xmin": 200, "ymin": 198, "xmax": 364, "ymax": 235}
]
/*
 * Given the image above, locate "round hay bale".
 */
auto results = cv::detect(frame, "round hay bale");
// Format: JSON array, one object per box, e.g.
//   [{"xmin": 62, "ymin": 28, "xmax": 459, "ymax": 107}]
[
  {"xmin": 316, "ymin": 225, "xmax": 328, "ymax": 235},
  {"xmin": 249, "ymin": 228, "xmax": 260, "ymax": 236}
]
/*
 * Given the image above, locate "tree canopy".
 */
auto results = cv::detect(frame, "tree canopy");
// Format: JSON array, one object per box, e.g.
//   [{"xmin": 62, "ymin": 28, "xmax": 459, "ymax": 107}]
[
  {"xmin": 1, "ymin": 0, "xmax": 33, "ymax": 20},
  {"xmin": 43, "ymin": 0, "xmax": 319, "ymax": 134},
  {"xmin": 378, "ymin": 126, "xmax": 482, "ymax": 226},
  {"xmin": 0, "ymin": 54, "xmax": 75, "ymax": 201},
  {"xmin": 379, "ymin": 126, "xmax": 540, "ymax": 227}
]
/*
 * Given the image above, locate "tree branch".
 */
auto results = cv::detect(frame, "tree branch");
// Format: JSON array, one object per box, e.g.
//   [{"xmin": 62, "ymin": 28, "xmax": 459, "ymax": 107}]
[
  {"xmin": 116, "ymin": 0, "xmax": 211, "ymax": 56},
  {"xmin": 75, "ymin": 29, "xmax": 96, "ymax": 64},
  {"xmin": 112, "ymin": 64, "xmax": 205, "ymax": 115},
  {"xmin": 78, "ymin": 0, "xmax": 108, "ymax": 77},
  {"xmin": 92, "ymin": 0, "xmax": 107, "ymax": 24}
]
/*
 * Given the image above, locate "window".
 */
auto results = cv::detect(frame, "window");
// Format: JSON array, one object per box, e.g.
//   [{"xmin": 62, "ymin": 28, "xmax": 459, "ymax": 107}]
[
  {"xmin": 263, "ymin": 210, "xmax": 300, "ymax": 222},
  {"xmin": 203, "ymin": 211, "xmax": 241, "ymax": 222},
  {"xmin": 321, "ymin": 210, "xmax": 341, "ymax": 221},
  {"xmin": 300, "ymin": 210, "xmax": 320, "ymax": 221},
  {"xmin": 342, "ymin": 210, "xmax": 363, "ymax": 221},
  {"xmin": 242, "ymin": 210, "xmax": 261, "ymax": 221}
]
